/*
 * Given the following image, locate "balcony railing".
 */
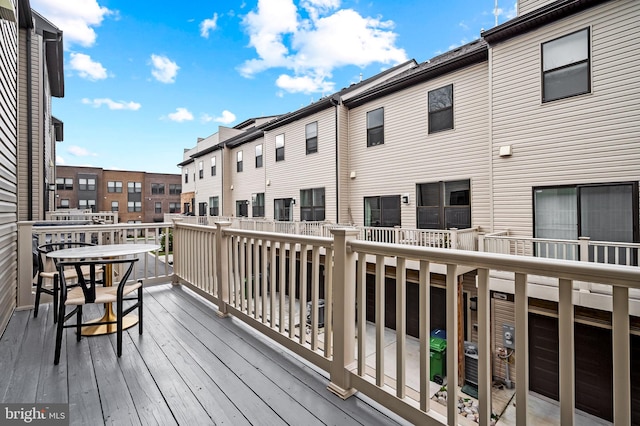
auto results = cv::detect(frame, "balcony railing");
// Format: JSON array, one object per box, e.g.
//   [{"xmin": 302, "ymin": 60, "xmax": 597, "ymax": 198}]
[
  {"xmin": 16, "ymin": 220, "xmax": 638, "ymax": 425},
  {"xmin": 45, "ymin": 210, "xmax": 119, "ymax": 223}
]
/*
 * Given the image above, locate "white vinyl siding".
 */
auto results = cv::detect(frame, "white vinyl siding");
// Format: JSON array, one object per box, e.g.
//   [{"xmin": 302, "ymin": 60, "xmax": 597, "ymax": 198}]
[
  {"xmin": 490, "ymin": 0, "xmax": 640, "ymax": 236},
  {"xmin": 0, "ymin": 5, "xmax": 19, "ymax": 332},
  {"xmin": 194, "ymin": 152, "xmax": 222, "ymax": 215},
  {"xmin": 518, "ymin": 0, "xmax": 555, "ymax": 16},
  {"xmin": 265, "ymin": 108, "xmax": 337, "ymax": 222},
  {"xmin": 229, "ymin": 139, "xmax": 267, "ymax": 218},
  {"xmin": 346, "ymin": 62, "xmax": 490, "ymax": 230}
]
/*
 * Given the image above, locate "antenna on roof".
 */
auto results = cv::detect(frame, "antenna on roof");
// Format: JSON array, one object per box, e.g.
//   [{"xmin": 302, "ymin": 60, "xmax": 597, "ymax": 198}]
[
  {"xmin": 359, "ymin": 73, "xmax": 363, "ymax": 82},
  {"xmin": 494, "ymin": 0, "xmax": 499, "ymax": 26}
]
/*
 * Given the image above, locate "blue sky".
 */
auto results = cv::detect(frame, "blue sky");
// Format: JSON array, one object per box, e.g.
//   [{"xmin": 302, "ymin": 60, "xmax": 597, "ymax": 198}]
[{"xmin": 32, "ymin": 0, "xmax": 517, "ymax": 174}]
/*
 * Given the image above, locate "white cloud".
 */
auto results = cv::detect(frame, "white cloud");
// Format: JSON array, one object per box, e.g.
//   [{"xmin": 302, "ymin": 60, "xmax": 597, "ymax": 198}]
[
  {"xmin": 81, "ymin": 98, "xmax": 141, "ymax": 110},
  {"xmin": 150, "ymin": 54, "xmax": 179, "ymax": 83},
  {"xmin": 67, "ymin": 145, "xmax": 97, "ymax": 157},
  {"xmin": 239, "ymin": 0, "xmax": 407, "ymax": 94},
  {"xmin": 69, "ymin": 53, "xmax": 107, "ymax": 80},
  {"xmin": 202, "ymin": 110, "xmax": 237, "ymax": 124},
  {"xmin": 30, "ymin": 0, "xmax": 112, "ymax": 48},
  {"xmin": 200, "ymin": 13, "xmax": 218, "ymax": 38},
  {"xmin": 167, "ymin": 108, "xmax": 194, "ymax": 122},
  {"xmin": 56, "ymin": 155, "xmax": 65, "ymax": 164}
]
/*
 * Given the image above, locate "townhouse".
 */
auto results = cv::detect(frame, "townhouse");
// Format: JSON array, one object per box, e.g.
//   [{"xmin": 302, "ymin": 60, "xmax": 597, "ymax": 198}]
[{"xmin": 179, "ymin": 0, "xmax": 640, "ymax": 422}]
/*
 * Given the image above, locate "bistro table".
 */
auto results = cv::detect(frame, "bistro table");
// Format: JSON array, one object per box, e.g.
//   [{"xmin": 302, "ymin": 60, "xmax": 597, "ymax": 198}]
[{"xmin": 47, "ymin": 243, "xmax": 160, "ymax": 336}]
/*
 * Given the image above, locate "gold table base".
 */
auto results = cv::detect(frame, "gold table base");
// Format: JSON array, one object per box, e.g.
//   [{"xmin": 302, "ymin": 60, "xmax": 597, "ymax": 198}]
[{"xmin": 81, "ymin": 304, "xmax": 138, "ymax": 336}]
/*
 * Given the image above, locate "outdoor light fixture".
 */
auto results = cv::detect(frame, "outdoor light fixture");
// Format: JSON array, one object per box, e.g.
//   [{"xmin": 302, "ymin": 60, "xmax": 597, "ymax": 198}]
[
  {"xmin": 48, "ymin": 184, "xmax": 56, "ymax": 191},
  {"xmin": 470, "ymin": 296, "xmax": 478, "ymax": 311}
]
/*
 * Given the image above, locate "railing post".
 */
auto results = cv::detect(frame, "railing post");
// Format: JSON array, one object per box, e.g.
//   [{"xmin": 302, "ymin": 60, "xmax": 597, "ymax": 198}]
[
  {"xmin": 327, "ymin": 227, "xmax": 359, "ymax": 399},
  {"xmin": 478, "ymin": 232, "xmax": 485, "ymax": 252},
  {"xmin": 17, "ymin": 222, "xmax": 35, "ymax": 310},
  {"xmin": 450, "ymin": 228, "xmax": 458, "ymax": 249},
  {"xmin": 578, "ymin": 237, "xmax": 591, "ymax": 292},
  {"xmin": 215, "ymin": 221, "xmax": 232, "ymax": 317},
  {"xmin": 171, "ymin": 218, "xmax": 183, "ymax": 284}
]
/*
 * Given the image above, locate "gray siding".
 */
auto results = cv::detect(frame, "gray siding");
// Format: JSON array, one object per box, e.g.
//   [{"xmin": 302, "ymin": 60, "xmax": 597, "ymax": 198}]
[
  {"xmin": 490, "ymin": 0, "xmax": 640, "ymax": 236},
  {"xmin": 346, "ymin": 62, "xmax": 490, "ymax": 229},
  {"xmin": 0, "ymin": 2, "xmax": 19, "ymax": 333}
]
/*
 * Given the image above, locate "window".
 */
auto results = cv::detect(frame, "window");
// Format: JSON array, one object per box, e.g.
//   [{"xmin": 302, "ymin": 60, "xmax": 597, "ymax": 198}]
[
  {"xmin": 366, "ymin": 108, "xmax": 384, "ymax": 147},
  {"xmin": 209, "ymin": 196, "xmax": 219, "ymax": 216},
  {"xmin": 78, "ymin": 178, "xmax": 96, "ymax": 191},
  {"xmin": 275, "ymin": 134, "xmax": 285, "ymax": 161},
  {"xmin": 236, "ymin": 200, "xmax": 248, "ymax": 217},
  {"xmin": 56, "ymin": 178, "xmax": 72, "ymax": 190},
  {"xmin": 199, "ymin": 161, "xmax": 204, "ymax": 179},
  {"xmin": 198, "ymin": 202, "xmax": 207, "ymax": 216},
  {"xmin": 211, "ymin": 157, "xmax": 216, "ymax": 176},
  {"xmin": 169, "ymin": 202, "xmax": 180, "ymax": 213},
  {"xmin": 78, "ymin": 199, "xmax": 96, "ymax": 212},
  {"xmin": 128, "ymin": 201, "xmax": 142, "ymax": 212},
  {"xmin": 534, "ymin": 183, "xmax": 638, "ymax": 262},
  {"xmin": 169, "ymin": 184, "xmax": 181, "ymax": 195},
  {"xmin": 274, "ymin": 198, "xmax": 294, "ymax": 221},
  {"xmin": 237, "ymin": 151, "xmax": 243, "ymax": 172},
  {"xmin": 111, "ymin": 201, "xmax": 119, "ymax": 212},
  {"xmin": 416, "ymin": 180, "xmax": 470, "ymax": 229},
  {"xmin": 255, "ymin": 144, "xmax": 263, "ymax": 168},
  {"xmin": 108, "ymin": 181, "xmax": 123, "ymax": 193},
  {"xmin": 59, "ymin": 199, "xmax": 69, "ymax": 208},
  {"xmin": 364, "ymin": 195, "xmax": 400, "ymax": 227},
  {"xmin": 184, "ymin": 168, "xmax": 189, "ymax": 184},
  {"xmin": 542, "ymin": 28, "xmax": 590, "ymax": 102},
  {"xmin": 128, "ymin": 182, "xmax": 142, "ymax": 193},
  {"xmin": 155, "ymin": 202, "xmax": 162, "ymax": 214},
  {"xmin": 300, "ymin": 188, "xmax": 325, "ymax": 221},
  {"xmin": 428, "ymin": 84, "xmax": 453, "ymax": 133},
  {"xmin": 151, "ymin": 183, "xmax": 165, "ymax": 194},
  {"xmin": 306, "ymin": 122, "xmax": 318, "ymax": 154},
  {"xmin": 252, "ymin": 193, "xmax": 265, "ymax": 217}
]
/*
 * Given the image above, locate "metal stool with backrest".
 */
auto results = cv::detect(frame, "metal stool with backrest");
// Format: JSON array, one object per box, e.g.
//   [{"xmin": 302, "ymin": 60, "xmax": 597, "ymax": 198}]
[
  {"xmin": 54, "ymin": 257, "xmax": 143, "ymax": 364},
  {"xmin": 34, "ymin": 242, "xmax": 101, "ymax": 323}
]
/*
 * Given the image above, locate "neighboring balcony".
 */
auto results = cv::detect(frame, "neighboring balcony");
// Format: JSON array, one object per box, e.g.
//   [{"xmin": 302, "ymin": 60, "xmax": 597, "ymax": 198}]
[{"xmin": 7, "ymin": 220, "xmax": 639, "ymax": 425}]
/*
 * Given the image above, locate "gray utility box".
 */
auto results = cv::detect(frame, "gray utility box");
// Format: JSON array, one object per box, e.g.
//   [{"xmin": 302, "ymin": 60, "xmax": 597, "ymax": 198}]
[{"xmin": 464, "ymin": 341, "xmax": 479, "ymax": 386}]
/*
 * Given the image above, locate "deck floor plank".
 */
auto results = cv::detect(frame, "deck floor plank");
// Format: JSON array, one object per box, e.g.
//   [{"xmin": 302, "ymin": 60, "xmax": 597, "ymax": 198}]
[
  {"xmin": 168, "ymin": 285, "xmax": 399, "ymax": 425},
  {"xmin": 156, "ymin": 286, "xmax": 382, "ymax": 426},
  {"xmin": 0, "ymin": 310, "xmax": 31, "ymax": 401},
  {"xmin": 36, "ymin": 306, "xmax": 68, "ymax": 403},
  {"xmin": 141, "ymin": 300, "xmax": 251, "ymax": 426}
]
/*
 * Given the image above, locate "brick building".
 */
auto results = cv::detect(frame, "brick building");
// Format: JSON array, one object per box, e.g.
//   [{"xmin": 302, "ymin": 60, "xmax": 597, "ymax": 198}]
[{"xmin": 55, "ymin": 166, "xmax": 181, "ymax": 223}]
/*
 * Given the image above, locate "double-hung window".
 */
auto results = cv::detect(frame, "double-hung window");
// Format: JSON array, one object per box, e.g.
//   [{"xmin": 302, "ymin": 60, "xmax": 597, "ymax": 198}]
[
  {"xmin": 275, "ymin": 134, "xmax": 285, "ymax": 161},
  {"xmin": 366, "ymin": 108, "xmax": 384, "ymax": 147},
  {"xmin": 184, "ymin": 168, "xmax": 189, "ymax": 183},
  {"xmin": 198, "ymin": 161, "xmax": 204, "ymax": 179},
  {"xmin": 237, "ymin": 151, "xmax": 243, "ymax": 172},
  {"xmin": 428, "ymin": 84, "xmax": 453, "ymax": 133},
  {"xmin": 151, "ymin": 183, "xmax": 164, "ymax": 194},
  {"xmin": 542, "ymin": 28, "xmax": 590, "ymax": 102},
  {"xmin": 108, "ymin": 181, "xmax": 123, "ymax": 193},
  {"xmin": 111, "ymin": 201, "xmax": 119, "ymax": 212},
  {"xmin": 236, "ymin": 200, "xmax": 248, "ymax": 217},
  {"xmin": 155, "ymin": 202, "xmax": 162, "ymax": 214},
  {"xmin": 211, "ymin": 157, "xmax": 216, "ymax": 176},
  {"xmin": 364, "ymin": 195, "xmax": 400, "ymax": 227},
  {"xmin": 306, "ymin": 122, "xmax": 318, "ymax": 154},
  {"xmin": 255, "ymin": 144, "xmax": 263, "ymax": 168},
  {"xmin": 209, "ymin": 196, "xmax": 219, "ymax": 216},
  {"xmin": 78, "ymin": 178, "xmax": 95, "ymax": 191},
  {"xmin": 274, "ymin": 198, "xmax": 293, "ymax": 221},
  {"xmin": 300, "ymin": 188, "xmax": 325, "ymax": 221},
  {"xmin": 56, "ymin": 177, "xmax": 73, "ymax": 190},
  {"xmin": 169, "ymin": 184, "xmax": 181, "ymax": 195}
]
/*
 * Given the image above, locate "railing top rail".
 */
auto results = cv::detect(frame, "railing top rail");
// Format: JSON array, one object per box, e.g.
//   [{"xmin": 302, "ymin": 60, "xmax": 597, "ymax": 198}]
[
  {"xmin": 21, "ymin": 221, "xmax": 173, "ymax": 233},
  {"xmin": 224, "ymin": 227, "xmax": 333, "ymax": 247},
  {"xmin": 348, "ymin": 240, "xmax": 640, "ymax": 289},
  {"xmin": 483, "ymin": 235, "xmax": 580, "ymax": 244},
  {"xmin": 589, "ymin": 240, "xmax": 640, "ymax": 249}
]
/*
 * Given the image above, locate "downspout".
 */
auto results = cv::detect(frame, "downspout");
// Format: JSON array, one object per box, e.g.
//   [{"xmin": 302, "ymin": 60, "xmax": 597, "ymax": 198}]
[
  {"xmin": 331, "ymin": 96, "xmax": 339, "ymax": 223},
  {"xmin": 26, "ymin": 27, "xmax": 33, "ymax": 220},
  {"xmin": 488, "ymin": 42, "xmax": 494, "ymax": 232}
]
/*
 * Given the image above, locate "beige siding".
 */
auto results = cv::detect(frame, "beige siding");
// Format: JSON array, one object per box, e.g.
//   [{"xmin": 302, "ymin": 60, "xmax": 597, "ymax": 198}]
[
  {"xmin": 346, "ymin": 62, "xmax": 490, "ymax": 229},
  {"xmin": 337, "ymin": 104, "xmax": 351, "ymax": 223},
  {"xmin": 264, "ymin": 108, "xmax": 337, "ymax": 222},
  {"xmin": 195, "ymin": 151, "xmax": 224, "ymax": 215},
  {"xmin": 518, "ymin": 0, "xmax": 555, "ymax": 16},
  {"xmin": 228, "ymin": 139, "xmax": 267, "ymax": 217},
  {"xmin": 0, "ymin": 3, "xmax": 18, "ymax": 333},
  {"xmin": 491, "ymin": 0, "xmax": 640, "ymax": 236}
]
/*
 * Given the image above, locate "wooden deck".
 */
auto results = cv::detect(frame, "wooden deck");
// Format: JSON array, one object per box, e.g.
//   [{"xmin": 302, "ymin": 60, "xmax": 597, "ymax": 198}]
[{"xmin": 0, "ymin": 284, "xmax": 407, "ymax": 426}]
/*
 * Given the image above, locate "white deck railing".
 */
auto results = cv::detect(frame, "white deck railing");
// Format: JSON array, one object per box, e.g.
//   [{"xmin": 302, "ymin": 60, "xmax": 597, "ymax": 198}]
[
  {"xmin": 171, "ymin": 221, "xmax": 637, "ymax": 426},
  {"xmin": 45, "ymin": 211, "xmax": 118, "ymax": 223}
]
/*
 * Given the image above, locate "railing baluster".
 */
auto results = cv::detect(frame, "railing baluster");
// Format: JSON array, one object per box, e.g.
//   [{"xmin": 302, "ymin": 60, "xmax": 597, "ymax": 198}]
[
  {"xmin": 299, "ymin": 245, "xmax": 308, "ymax": 345},
  {"xmin": 515, "ymin": 272, "xmax": 529, "ymax": 426},
  {"xmin": 419, "ymin": 260, "xmax": 430, "ymax": 413},
  {"xmin": 310, "ymin": 246, "xmax": 320, "ymax": 351},
  {"xmin": 396, "ymin": 257, "xmax": 406, "ymax": 399},
  {"xmin": 375, "ymin": 255, "xmax": 385, "ymax": 387},
  {"xmin": 279, "ymin": 242, "xmax": 286, "ymax": 333},
  {"xmin": 357, "ymin": 252, "xmax": 367, "ymax": 376},
  {"xmin": 324, "ymin": 246, "xmax": 334, "ymax": 358},
  {"xmin": 446, "ymin": 264, "xmax": 458, "ymax": 426},
  {"xmin": 288, "ymin": 243, "xmax": 296, "ymax": 339}
]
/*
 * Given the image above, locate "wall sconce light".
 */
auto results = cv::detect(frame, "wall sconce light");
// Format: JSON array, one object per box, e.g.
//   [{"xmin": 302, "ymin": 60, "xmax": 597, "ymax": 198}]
[
  {"xmin": 401, "ymin": 194, "xmax": 409, "ymax": 204},
  {"xmin": 48, "ymin": 184, "xmax": 56, "ymax": 191},
  {"xmin": 230, "ymin": 185, "xmax": 234, "ymax": 190},
  {"xmin": 499, "ymin": 145, "xmax": 512, "ymax": 157},
  {"xmin": 470, "ymin": 296, "xmax": 477, "ymax": 311},
  {"xmin": 291, "ymin": 198, "xmax": 296, "ymax": 205},
  {"xmin": 266, "ymin": 179, "xmax": 271, "ymax": 186},
  {"xmin": 349, "ymin": 171, "xmax": 356, "ymax": 179}
]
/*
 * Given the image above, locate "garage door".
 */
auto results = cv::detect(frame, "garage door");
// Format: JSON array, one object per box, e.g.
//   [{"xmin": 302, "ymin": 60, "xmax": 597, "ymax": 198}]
[{"xmin": 528, "ymin": 313, "xmax": 615, "ymax": 422}]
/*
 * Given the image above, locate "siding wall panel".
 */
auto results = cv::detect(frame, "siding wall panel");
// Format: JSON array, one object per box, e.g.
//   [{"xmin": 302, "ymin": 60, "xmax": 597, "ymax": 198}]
[
  {"xmin": 491, "ymin": 0, "xmax": 640, "ymax": 236},
  {"xmin": 346, "ymin": 63, "xmax": 490, "ymax": 230},
  {"xmin": 0, "ymin": 0, "xmax": 19, "ymax": 333}
]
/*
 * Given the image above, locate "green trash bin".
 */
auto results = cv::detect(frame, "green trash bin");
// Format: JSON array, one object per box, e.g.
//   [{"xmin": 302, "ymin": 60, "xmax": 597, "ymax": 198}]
[{"xmin": 429, "ymin": 337, "xmax": 447, "ymax": 384}]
